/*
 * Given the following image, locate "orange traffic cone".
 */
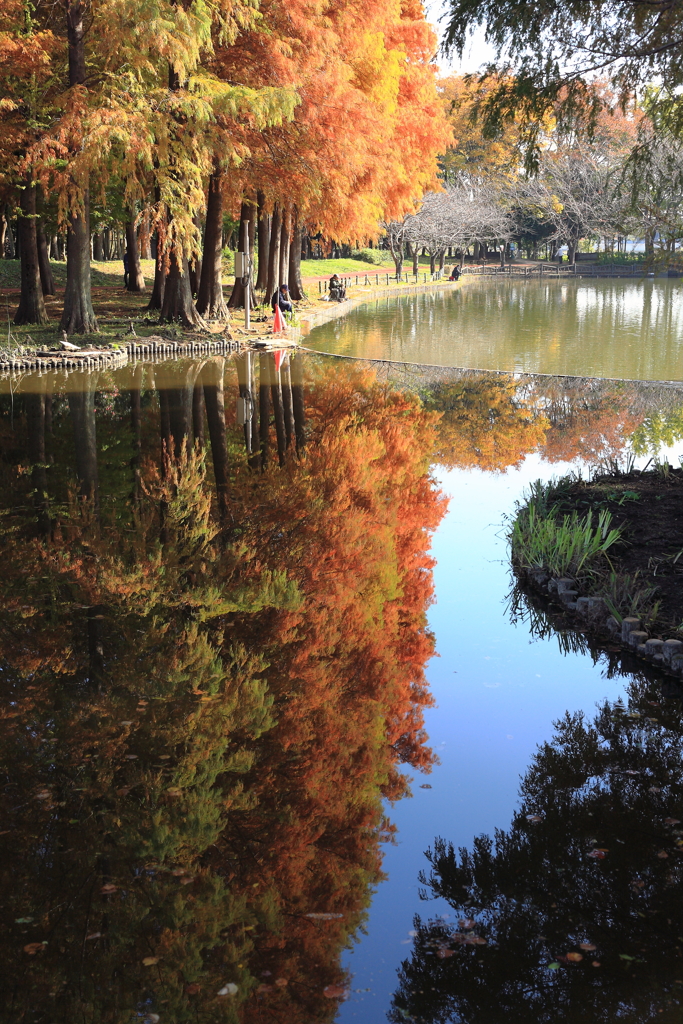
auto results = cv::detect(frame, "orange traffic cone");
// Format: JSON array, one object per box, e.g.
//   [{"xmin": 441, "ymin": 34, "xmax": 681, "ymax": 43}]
[{"xmin": 273, "ymin": 305, "xmax": 286, "ymax": 333}]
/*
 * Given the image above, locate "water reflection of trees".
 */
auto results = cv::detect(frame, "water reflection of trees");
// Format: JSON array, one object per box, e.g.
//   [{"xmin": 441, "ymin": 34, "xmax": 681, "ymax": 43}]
[
  {"xmin": 0, "ymin": 358, "xmax": 445, "ymax": 1022},
  {"xmin": 422, "ymin": 370, "xmax": 683, "ymax": 472},
  {"xmin": 390, "ymin": 677, "xmax": 683, "ymax": 1024}
]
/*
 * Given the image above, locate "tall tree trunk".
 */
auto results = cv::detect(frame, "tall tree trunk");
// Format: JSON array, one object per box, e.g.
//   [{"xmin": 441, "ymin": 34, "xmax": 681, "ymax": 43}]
[
  {"xmin": 279, "ymin": 206, "xmax": 290, "ymax": 287},
  {"xmin": 14, "ymin": 181, "xmax": 48, "ymax": 325},
  {"xmin": 92, "ymin": 231, "xmax": 103, "ymax": 260},
  {"xmin": 288, "ymin": 210, "xmax": 306, "ymax": 299},
  {"xmin": 290, "ymin": 351, "xmax": 305, "ymax": 453},
  {"xmin": 68, "ymin": 382, "xmax": 99, "ymax": 507},
  {"xmin": 61, "ymin": 1, "xmax": 97, "ymax": 335},
  {"xmin": 125, "ymin": 216, "xmax": 145, "ymax": 292},
  {"xmin": 228, "ymin": 200, "xmax": 256, "ymax": 309},
  {"xmin": 36, "ymin": 197, "xmax": 55, "ymax": 295},
  {"xmin": 255, "ymin": 192, "xmax": 269, "ymax": 292},
  {"xmin": 265, "ymin": 203, "xmax": 282, "ymax": 303},
  {"xmin": 259, "ymin": 352, "xmax": 270, "ymax": 468},
  {"xmin": 140, "ymin": 210, "xmax": 152, "ymax": 259},
  {"xmin": 188, "ymin": 214, "xmax": 202, "ymax": 296},
  {"xmin": 197, "ymin": 168, "xmax": 229, "ymax": 319},
  {"xmin": 159, "ymin": 251, "xmax": 206, "ymax": 327},
  {"xmin": 202, "ymin": 358, "xmax": 230, "ymax": 518}
]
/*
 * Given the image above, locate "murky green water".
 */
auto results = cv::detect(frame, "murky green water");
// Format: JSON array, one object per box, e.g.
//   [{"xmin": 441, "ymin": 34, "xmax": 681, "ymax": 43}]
[
  {"xmin": 2, "ymin": 350, "xmax": 683, "ymax": 1023},
  {"xmin": 307, "ymin": 278, "xmax": 683, "ymax": 381}
]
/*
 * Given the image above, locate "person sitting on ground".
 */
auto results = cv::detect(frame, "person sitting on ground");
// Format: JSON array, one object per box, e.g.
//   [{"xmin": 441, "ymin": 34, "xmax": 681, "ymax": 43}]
[
  {"xmin": 271, "ymin": 283, "xmax": 293, "ymax": 313},
  {"xmin": 449, "ymin": 265, "xmax": 461, "ymax": 281},
  {"xmin": 329, "ymin": 273, "xmax": 346, "ymax": 301}
]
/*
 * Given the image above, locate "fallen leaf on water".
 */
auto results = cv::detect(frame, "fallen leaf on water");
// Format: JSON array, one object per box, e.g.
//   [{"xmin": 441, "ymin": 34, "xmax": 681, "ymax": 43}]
[
  {"xmin": 100, "ymin": 884, "xmax": 117, "ymax": 894},
  {"xmin": 657, "ymin": 851, "xmax": 669, "ymax": 859},
  {"xmin": 547, "ymin": 962, "xmax": 560, "ymax": 970},
  {"xmin": 179, "ymin": 876, "xmax": 195, "ymax": 885},
  {"xmin": 116, "ymin": 788, "xmax": 131, "ymax": 796},
  {"xmin": 15, "ymin": 917, "xmax": 33, "ymax": 924},
  {"xmin": 119, "ymin": 721, "xmax": 133, "ymax": 726},
  {"xmin": 579, "ymin": 943, "xmax": 597, "ymax": 951},
  {"xmin": 85, "ymin": 932, "xmax": 101, "ymax": 940},
  {"xmin": 142, "ymin": 957, "xmax": 159, "ymax": 966},
  {"xmin": 649, "ymin": 786, "xmax": 662, "ymax": 793},
  {"xmin": 166, "ymin": 788, "xmax": 183, "ymax": 798},
  {"xmin": 125, "ymin": 754, "xmax": 138, "ymax": 760},
  {"xmin": 587, "ymin": 849, "xmax": 608, "ymax": 859},
  {"xmin": 185, "ymin": 983, "xmax": 201, "ymax": 995},
  {"xmin": 436, "ymin": 947, "xmax": 456, "ymax": 958},
  {"xmin": 305, "ymin": 913, "xmax": 343, "ymax": 920},
  {"xmin": 256, "ymin": 984, "xmax": 272, "ymax": 994},
  {"xmin": 565, "ymin": 952, "xmax": 583, "ymax": 962},
  {"xmin": 664, "ymin": 818, "xmax": 681, "ymax": 825},
  {"xmin": 217, "ymin": 983, "xmax": 238, "ymax": 997},
  {"xmin": 35, "ymin": 791, "xmax": 51, "ymax": 800},
  {"xmin": 458, "ymin": 919, "xmax": 476, "ymax": 929},
  {"xmin": 23, "ymin": 942, "xmax": 46, "ymax": 954},
  {"xmin": 526, "ymin": 814, "xmax": 543, "ymax": 823},
  {"xmin": 274, "ymin": 978, "xmax": 288, "ymax": 987},
  {"xmin": 465, "ymin": 936, "xmax": 487, "ymax": 945},
  {"xmin": 592, "ymin": 961, "xmax": 601, "ymax": 967},
  {"xmin": 170, "ymin": 868, "xmax": 187, "ymax": 876},
  {"xmin": 625, "ymin": 770, "xmax": 640, "ymax": 775},
  {"xmin": 323, "ymin": 984, "xmax": 349, "ymax": 999},
  {"xmin": 619, "ymin": 953, "xmax": 636, "ymax": 961}
]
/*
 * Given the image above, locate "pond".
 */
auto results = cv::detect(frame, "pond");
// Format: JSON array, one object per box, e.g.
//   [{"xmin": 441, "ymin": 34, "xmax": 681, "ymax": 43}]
[
  {"xmin": 1, "ymin": 347, "xmax": 683, "ymax": 1024},
  {"xmin": 306, "ymin": 277, "xmax": 683, "ymax": 381}
]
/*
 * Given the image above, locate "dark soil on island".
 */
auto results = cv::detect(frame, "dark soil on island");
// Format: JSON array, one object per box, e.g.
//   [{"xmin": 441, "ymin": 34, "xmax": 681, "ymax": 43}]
[{"xmin": 552, "ymin": 469, "xmax": 683, "ymax": 632}]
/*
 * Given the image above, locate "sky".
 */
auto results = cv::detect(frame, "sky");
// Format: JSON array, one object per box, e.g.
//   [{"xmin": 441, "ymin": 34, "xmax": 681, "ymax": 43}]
[{"xmin": 423, "ymin": 0, "xmax": 498, "ymax": 75}]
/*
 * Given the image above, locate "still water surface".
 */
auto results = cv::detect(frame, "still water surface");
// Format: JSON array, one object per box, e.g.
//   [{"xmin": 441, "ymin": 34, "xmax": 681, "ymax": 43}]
[
  {"xmin": 307, "ymin": 278, "xmax": 683, "ymax": 381},
  {"xmin": 1, "ymin": 349, "xmax": 683, "ymax": 1023}
]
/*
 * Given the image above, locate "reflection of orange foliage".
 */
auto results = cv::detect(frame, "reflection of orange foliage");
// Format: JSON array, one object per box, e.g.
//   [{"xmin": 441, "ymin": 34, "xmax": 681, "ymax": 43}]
[
  {"xmin": 227, "ymin": 365, "xmax": 447, "ymax": 1020},
  {"xmin": 540, "ymin": 386, "xmax": 644, "ymax": 465},
  {"xmin": 430, "ymin": 375, "xmax": 549, "ymax": 472},
  {"xmin": 0, "ymin": 364, "xmax": 446, "ymax": 1023}
]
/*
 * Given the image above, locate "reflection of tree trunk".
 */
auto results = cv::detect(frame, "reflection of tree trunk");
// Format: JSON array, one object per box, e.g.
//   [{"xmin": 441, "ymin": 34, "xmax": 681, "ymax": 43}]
[
  {"xmin": 266, "ymin": 203, "xmax": 282, "ymax": 302},
  {"xmin": 255, "ymin": 192, "xmax": 269, "ymax": 293},
  {"xmin": 26, "ymin": 379, "xmax": 49, "ymax": 534},
  {"xmin": 269, "ymin": 354, "xmax": 287, "ymax": 467},
  {"xmin": 68, "ymin": 383, "xmax": 99, "ymax": 508},
  {"xmin": 14, "ymin": 181, "xmax": 48, "ymax": 325},
  {"xmin": 196, "ymin": 168, "xmax": 229, "ymax": 319},
  {"xmin": 259, "ymin": 352, "xmax": 270, "ymax": 468},
  {"xmin": 281, "ymin": 358, "xmax": 296, "ymax": 451},
  {"xmin": 290, "ymin": 352, "xmax": 305, "ymax": 453},
  {"xmin": 87, "ymin": 604, "xmax": 106, "ymax": 689},
  {"xmin": 236, "ymin": 352, "xmax": 253, "ymax": 456},
  {"xmin": 130, "ymin": 364, "xmax": 142, "ymax": 504},
  {"xmin": 158, "ymin": 385, "xmax": 172, "ymax": 464},
  {"xmin": 125, "ymin": 216, "xmax": 146, "ymax": 291},
  {"xmin": 192, "ymin": 379, "xmax": 205, "ymax": 448},
  {"xmin": 288, "ymin": 207, "xmax": 306, "ymax": 300},
  {"xmin": 202, "ymin": 358, "xmax": 230, "ymax": 518},
  {"xmin": 228, "ymin": 200, "xmax": 256, "ymax": 309}
]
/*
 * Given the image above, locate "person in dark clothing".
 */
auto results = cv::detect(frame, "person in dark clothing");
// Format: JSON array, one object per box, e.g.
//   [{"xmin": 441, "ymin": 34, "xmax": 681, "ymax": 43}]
[
  {"xmin": 449, "ymin": 265, "xmax": 461, "ymax": 281},
  {"xmin": 123, "ymin": 251, "xmax": 130, "ymax": 288},
  {"xmin": 271, "ymin": 283, "xmax": 293, "ymax": 313}
]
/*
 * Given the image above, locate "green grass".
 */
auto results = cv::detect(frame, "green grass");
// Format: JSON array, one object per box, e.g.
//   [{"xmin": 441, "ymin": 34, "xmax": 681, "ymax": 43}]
[
  {"xmin": 510, "ymin": 479, "xmax": 623, "ymax": 581},
  {"xmin": 301, "ymin": 256, "xmax": 395, "ymax": 277}
]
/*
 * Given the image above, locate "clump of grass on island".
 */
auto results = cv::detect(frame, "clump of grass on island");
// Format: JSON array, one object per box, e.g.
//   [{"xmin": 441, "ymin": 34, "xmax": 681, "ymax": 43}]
[{"xmin": 510, "ymin": 477, "xmax": 623, "ymax": 582}]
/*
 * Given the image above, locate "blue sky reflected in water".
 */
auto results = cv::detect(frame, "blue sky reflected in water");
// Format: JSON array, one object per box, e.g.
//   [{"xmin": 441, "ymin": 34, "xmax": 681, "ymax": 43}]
[{"xmin": 337, "ymin": 447, "xmax": 682, "ymax": 1022}]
